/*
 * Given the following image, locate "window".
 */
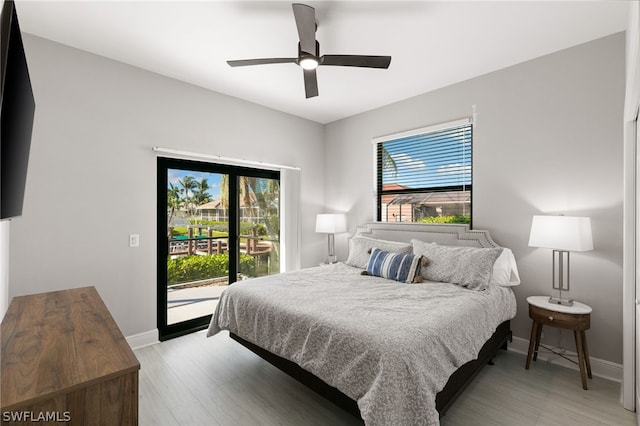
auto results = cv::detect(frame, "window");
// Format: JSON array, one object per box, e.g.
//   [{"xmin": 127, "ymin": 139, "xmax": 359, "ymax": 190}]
[{"xmin": 375, "ymin": 119, "xmax": 472, "ymax": 225}]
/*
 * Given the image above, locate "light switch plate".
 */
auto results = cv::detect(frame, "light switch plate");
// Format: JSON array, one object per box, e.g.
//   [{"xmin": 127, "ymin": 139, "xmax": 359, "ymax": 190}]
[{"xmin": 129, "ymin": 234, "xmax": 139, "ymax": 248}]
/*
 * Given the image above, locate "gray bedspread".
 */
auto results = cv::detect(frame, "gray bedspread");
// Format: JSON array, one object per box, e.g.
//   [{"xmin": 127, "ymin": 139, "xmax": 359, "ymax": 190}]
[{"xmin": 207, "ymin": 262, "xmax": 516, "ymax": 426}]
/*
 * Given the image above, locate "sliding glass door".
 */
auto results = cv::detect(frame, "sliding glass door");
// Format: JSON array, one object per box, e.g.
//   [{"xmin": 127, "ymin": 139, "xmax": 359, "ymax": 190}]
[{"xmin": 157, "ymin": 157, "xmax": 280, "ymax": 340}]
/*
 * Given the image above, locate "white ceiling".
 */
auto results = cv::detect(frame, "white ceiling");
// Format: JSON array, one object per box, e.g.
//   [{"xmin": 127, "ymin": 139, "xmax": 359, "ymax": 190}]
[{"xmin": 15, "ymin": 1, "xmax": 629, "ymax": 124}]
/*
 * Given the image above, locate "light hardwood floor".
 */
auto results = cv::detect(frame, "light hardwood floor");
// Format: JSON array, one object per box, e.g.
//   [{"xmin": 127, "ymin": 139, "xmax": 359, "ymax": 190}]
[{"xmin": 135, "ymin": 330, "xmax": 635, "ymax": 426}]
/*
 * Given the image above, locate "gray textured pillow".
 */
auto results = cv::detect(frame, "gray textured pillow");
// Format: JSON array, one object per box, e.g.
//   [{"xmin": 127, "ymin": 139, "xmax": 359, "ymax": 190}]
[
  {"xmin": 345, "ymin": 236, "xmax": 412, "ymax": 269},
  {"xmin": 411, "ymin": 239, "xmax": 503, "ymax": 290}
]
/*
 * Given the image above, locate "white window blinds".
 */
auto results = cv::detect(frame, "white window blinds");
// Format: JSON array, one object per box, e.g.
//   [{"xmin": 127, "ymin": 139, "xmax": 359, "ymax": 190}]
[{"xmin": 375, "ymin": 119, "xmax": 472, "ymax": 224}]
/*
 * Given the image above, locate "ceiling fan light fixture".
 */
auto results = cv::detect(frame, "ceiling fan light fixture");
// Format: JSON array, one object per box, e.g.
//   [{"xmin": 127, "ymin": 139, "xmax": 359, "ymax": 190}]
[
  {"xmin": 299, "ymin": 57, "xmax": 319, "ymax": 70},
  {"xmin": 226, "ymin": 3, "xmax": 391, "ymax": 97}
]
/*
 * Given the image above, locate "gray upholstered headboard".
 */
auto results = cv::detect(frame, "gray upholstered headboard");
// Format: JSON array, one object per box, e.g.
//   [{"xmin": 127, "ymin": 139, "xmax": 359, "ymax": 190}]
[{"xmin": 352, "ymin": 222, "xmax": 499, "ymax": 248}]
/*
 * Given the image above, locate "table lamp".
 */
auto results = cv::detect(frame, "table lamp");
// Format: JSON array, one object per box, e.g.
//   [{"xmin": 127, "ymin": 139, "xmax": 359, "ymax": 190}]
[
  {"xmin": 315, "ymin": 213, "xmax": 347, "ymax": 264},
  {"xmin": 528, "ymin": 215, "xmax": 593, "ymax": 306}
]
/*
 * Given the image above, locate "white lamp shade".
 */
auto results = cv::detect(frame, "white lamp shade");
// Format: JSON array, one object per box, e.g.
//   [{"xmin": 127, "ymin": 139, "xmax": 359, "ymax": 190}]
[
  {"xmin": 315, "ymin": 214, "xmax": 347, "ymax": 234},
  {"xmin": 528, "ymin": 215, "xmax": 593, "ymax": 251}
]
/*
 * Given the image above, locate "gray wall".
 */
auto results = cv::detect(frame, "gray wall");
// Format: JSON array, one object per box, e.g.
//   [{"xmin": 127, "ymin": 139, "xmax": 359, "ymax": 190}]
[
  {"xmin": 7, "ymin": 32, "xmax": 626, "ymax": 364},
  {"xmin": 9, "ymin": 35, "xmax": 326, "ymax": 338},
  {"xmin": 324, "ymin": 33, "xmax": 625, "ymax": 363}
]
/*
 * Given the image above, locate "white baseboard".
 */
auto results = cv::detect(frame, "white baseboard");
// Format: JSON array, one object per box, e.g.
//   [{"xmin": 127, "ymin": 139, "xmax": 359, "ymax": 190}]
[
  {"xmin": 509, "ymin": 336, "xmax": 623, "ymax": 383},
  {"xmin": 126, "ymin": 329, "xmax": 159, "ymax": 350}
]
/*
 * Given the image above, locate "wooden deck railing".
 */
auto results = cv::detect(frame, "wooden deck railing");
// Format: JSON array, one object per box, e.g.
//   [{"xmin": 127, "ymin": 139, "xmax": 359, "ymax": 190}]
[{"xmin": 168, "ymin": 225, "xmax": 274, "ymax": 258}]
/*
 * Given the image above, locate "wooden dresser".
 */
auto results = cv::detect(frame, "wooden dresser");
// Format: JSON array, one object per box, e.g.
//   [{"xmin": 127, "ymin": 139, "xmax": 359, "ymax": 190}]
[{"xmin": 1, "ymin": 287, "xmax": 140, "ymax": 425}]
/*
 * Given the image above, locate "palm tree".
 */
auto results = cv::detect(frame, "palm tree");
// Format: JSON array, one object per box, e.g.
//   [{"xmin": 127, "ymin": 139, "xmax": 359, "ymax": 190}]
[
  {"xmin": 167, "ymin": 183, "xmax": 183, "ymax": 224},
  {"xmin": 192, "ymin": 177, "xmax": 212, "ymax": 207},
  {"xmin": 381, "ymin": 146, "xmax": 398, "ymax": 178},
  {"xmin": 239, "ymin": 176, "xmax": 257, "ymax": 222},
  {"xmin": 219, "ymin": 174, "xmax": 229, "ymax": 220},
  {"xmin": 179, "ymin": 175, "xmax": 197, "ymax": 216},
  {"xmin": 255, "ymin": 178, "xmax": 280, "ymax": 259},
  {"xmin": 219, "ymin": 175, "xmax": 257, "ymax": 222},
  {"xmin": 255, "ymin": 178, "xmax": 279, "ymax": 227}
]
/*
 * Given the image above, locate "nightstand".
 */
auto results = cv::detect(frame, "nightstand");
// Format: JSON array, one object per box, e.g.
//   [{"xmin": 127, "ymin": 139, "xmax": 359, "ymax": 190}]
[{"xmin": 524, "ymin": 295, "xmax": 592, "ymax": 390}]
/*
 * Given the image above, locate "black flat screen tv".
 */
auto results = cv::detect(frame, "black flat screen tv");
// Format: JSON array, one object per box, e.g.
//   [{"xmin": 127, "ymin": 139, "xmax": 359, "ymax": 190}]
[{"xmin": 1, "ymin": 0, "xmax": 35, "ymax": 220}]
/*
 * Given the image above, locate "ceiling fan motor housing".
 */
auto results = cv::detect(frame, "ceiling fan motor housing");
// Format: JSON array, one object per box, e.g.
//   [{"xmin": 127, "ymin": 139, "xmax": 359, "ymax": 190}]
[{"xmin": 297, "ymin": 41, "xmax": 320, "ymax": 66}]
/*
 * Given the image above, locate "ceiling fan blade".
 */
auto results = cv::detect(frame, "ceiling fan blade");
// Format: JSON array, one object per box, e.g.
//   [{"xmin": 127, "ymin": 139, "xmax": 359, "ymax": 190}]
[
  {"xmin": 303, "ymin": 68, "xmax": 318, "ymax": 98},
  {"xmin": 292, "ymin": 3, "xmax": 316, "ymax": 55},
  {"xmin": 227, "ymin": 58, "xmax": 297, "ymax": 67},
  {"xmin": 321, "ymin": 55, "xmax": 392, "ymax": 69}
]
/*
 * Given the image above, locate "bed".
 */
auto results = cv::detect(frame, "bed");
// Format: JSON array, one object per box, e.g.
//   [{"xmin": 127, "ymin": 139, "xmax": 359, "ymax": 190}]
[{"xmin": 207, "ymin": 222, "xmax": 519, "ymax": 426}]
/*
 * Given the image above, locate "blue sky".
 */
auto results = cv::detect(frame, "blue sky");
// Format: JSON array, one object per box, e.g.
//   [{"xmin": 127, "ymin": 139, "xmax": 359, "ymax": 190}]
[
  {"xmin": 168, "ymin": 169, "xmax": 221, "ymax": 199},
  {"xmin": 381, "ymin": 127, "xmax": 472, "ymax": 189},
  {"xmin": 168, "ymin": 170, "xmax": 279, "ymax": 199}
]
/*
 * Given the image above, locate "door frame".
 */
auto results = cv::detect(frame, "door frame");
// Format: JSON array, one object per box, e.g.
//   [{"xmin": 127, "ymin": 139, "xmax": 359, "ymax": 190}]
[
  {"xmin": 623, "ymin": 3, "xmax": 640, "ymax": 412},
  {"xmin": 157, "ymin": 156, "xmax": 279, "ymax": 341}
]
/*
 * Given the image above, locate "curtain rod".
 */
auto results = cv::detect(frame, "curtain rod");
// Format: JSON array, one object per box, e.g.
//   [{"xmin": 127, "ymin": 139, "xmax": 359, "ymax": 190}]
[{"xmin": 152, "ymin": 147, "xmax": 301, "ymax": 171}]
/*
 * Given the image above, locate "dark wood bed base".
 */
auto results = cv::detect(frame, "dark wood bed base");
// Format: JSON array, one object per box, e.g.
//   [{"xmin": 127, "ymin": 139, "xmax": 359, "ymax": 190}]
[{"xmin": 230, "ymin": 320, "xmax": 512, "ymax": 420}]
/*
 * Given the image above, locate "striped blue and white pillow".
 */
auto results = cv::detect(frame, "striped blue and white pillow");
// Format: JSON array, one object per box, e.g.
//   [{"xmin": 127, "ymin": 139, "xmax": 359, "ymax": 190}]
[{"xmin": 365, "ymin": 248, "xmax": 423, "ymax": 283}]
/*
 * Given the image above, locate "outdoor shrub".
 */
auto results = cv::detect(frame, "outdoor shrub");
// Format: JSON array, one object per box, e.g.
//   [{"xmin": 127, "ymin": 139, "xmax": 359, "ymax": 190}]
[
  {"xmin": 255, "ymin": 223, "xmax": 267, "ymax": 236},
  {"xmin": 419, "ymin": 215, "xmax": 470, "ymax": 225},
  {"xmin": 239, "ymin": 254, "xmax": 256, "ymax": 276},
  {"xmin": 167, "ymin": 253, "xmax": 256, "ymax": 285}
]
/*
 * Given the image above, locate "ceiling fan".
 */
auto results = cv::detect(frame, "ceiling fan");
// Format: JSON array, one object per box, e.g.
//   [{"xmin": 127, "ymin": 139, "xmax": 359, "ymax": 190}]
[{"xmin": 227, "ymin": 3, "xmax": 392, "ymax": 98}]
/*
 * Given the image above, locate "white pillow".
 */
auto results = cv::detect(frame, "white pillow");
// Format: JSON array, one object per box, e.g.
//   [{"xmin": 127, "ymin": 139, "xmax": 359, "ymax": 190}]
[
  {"xmin": 345, "ymin": 236, "xmax": 413, "ymax": 269},
  {"xmin": 490, "ymin": 248, "xmax": 521, "ymax": 287},
  {"xmin": 411, "ymin": 239, "xmax": 520, "ymax": 287},
  {"xmin": 411, "ymin": 239, "xmax": 503, "ymax": 291}
]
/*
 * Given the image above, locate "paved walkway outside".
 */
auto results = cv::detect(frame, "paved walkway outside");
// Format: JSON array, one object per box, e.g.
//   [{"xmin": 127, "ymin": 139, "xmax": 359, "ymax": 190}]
[{"xmin": 167, "ymin": 285, "xmax": 228, "ymax": 325}]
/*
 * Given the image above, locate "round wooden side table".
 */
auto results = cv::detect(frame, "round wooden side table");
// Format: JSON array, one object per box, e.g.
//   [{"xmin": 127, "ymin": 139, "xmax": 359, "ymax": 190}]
[{"xmin": 524, "ymin": 295, "xmax": 592, "ymax": 390}]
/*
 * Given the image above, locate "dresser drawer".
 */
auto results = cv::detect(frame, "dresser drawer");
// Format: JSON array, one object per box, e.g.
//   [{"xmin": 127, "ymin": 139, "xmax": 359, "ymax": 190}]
[{"xmin": 529, "ymin": 304, "xmax": 590, "ymax": 330}]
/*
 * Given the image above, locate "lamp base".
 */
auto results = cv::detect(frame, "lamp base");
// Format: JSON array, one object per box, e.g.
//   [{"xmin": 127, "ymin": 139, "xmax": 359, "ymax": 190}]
[{"xmin": 548, "ymin": 296, "xmax": 574, "ymax": 307}]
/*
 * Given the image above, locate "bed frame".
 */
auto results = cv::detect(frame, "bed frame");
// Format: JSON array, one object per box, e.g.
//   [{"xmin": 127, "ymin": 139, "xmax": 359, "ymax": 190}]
[{"xmin": 229, "ymin": 222, "xmax": 513, "ymax": 420}]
